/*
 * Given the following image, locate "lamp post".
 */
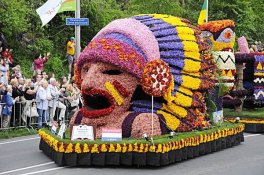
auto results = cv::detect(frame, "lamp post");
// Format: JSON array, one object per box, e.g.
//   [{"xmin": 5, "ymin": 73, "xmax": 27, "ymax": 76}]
[{"xmin": 75, "ymin": 0, "xmax": 81, "ymax": 60}]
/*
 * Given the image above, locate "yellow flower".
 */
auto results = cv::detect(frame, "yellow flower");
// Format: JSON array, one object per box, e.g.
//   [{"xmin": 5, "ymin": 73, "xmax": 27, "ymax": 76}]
[
  {"xmin": 105, "ymin": 82, "xmax": 123, "ymax": 105},
  {"xmin": 144, "ymin": 144, "xmax": 149, "ymax": 152},
  {"xmin": 139, "ymin": 144, "xmax": 144, "ymax": 153},
  {"xmin": 182, "ymin": 41, "xmax": 199, "ymax": 52},
  {"xmin": 58, "ymin": 142, "xmax": 64, "ymax": 152},
  {"xmin": 128, "ymin": 144, "xmax": 133, "ymax": 152},
  {"xmin": 133, "ymin": 143, "xmax": 139, "ymax": 152},
  {"xmin": 122, "ymin": 144, "xmax": 127, "ymax": 153},
  {"xmin": 184, "ymin": 51, "xmax": 201, "ymax": 61},
  {"xmin": 83, "ymin": 144, "xmax": 90, "ymax": 153},
  {"xmin": 176, "ymin": 27, "xmax": 195, "ymax": 35},
  {"xmin": 152, "ymin": 14, "xmax": 186, "ymax": 26},
  {"xmin": 156, "ymin": 144, "xmax": 163, "ymax": 153},
  {"xmin": 101, "ymin": 144, "xmax": 108, "ymax": 152},
  {"xmin": 161, "ymin": 103, "xmax": 188, "ymax": 118},
  {"xmin": 173, "ymin": 91, "xmax": 192, "ymax": 107},
  {"xmin": 116, "ymin": 144, "xmax": 122, "ymax": 152},
  {"xmin": 75, "ymin": 143, "xmax": 82, "ymax": 153},
  {"xmin": 157, "ymin": 110, "xmax": 180, "ymax": 130},
  {"xmin": 53, "ymin": 140, "xmax": 59, "ymax": 151},
  {"xmin": 162, "ymin": 144, "xmax": 168, "ymax": 153},
  {"xmin": 181, "ymin": 75, "xmax": 201, "ymax": 90},
  {"xmin": 149, "ymin": 145, "xmax": 156, "ymax": 152},
  {"xmin": 65, "ymin": 143, "xmax": 73, "ymax": 153},
  {"xmin": 200, "ymin": 134, "xmax": 204, "ymax": 143},
  {"xmin": 91, "ymin": 144, "xmax": 99, "ymax": 153},
  {"xmin": 109, "ymin": 144, "xmax": 115, "ymax": 152}
]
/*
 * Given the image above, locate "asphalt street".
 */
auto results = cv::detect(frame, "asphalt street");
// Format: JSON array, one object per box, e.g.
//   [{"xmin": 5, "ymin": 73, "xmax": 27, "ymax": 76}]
[{"xmin": 0, "ymin": 133, "xmax": 263, "ymax": 175}]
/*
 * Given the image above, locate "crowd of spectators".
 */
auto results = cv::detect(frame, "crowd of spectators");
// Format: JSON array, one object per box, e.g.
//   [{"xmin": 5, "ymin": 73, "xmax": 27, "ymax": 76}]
[{"xmin": 0, "ymin": 39, "xmax": 82, "ymax": 129}]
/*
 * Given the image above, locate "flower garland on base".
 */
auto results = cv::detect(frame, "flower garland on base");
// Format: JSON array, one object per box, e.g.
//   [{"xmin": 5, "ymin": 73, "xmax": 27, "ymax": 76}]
[{"xmin": 39, "ymin": 123, "xmax": 244, "ymax": 154}]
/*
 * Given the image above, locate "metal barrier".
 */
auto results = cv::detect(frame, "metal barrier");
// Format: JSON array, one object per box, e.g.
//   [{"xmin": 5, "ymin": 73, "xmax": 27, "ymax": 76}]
[{"xmin": 0, "ymin": 98, "xmax": 78, "ymax": 131}]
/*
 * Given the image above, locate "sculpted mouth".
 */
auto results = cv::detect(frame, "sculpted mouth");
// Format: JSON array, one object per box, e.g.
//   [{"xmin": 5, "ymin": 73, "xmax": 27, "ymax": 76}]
[{"xmin": 81, "ymin": 89, "xmax": 115, "ymax": 118}]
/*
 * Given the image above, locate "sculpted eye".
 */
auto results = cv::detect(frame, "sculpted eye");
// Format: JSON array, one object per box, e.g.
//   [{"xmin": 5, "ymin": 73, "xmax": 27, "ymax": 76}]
[
  {"xmin": 102, "ymin": 70, "xmax": 123, "ymax": 75},
  {"xmin": 216, "ymin": 28, "xmax": 234, "ymax": 43},
  {"xmin": 81, "ymin": 66, "xmax": 89, "ymax": 73}
]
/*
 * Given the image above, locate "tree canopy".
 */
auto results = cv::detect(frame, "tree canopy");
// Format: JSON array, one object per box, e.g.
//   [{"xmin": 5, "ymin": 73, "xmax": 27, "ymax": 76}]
[{"xmin": 0, "ymin": 0, "xmax": 263, "ymax": 77}]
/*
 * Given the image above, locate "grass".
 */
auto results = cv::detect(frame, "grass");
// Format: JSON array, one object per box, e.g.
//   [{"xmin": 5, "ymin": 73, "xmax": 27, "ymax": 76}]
[
  {"xmin": 0, "ymin": 128, "xmax": 38, "ymax": 139},
  {"xmin": 224, "ymin": 108, "xmax": 264, "ymax": 119},
  {"xmin": 40, "ymin": 122, "xmax": 242, "ymax": 145}
]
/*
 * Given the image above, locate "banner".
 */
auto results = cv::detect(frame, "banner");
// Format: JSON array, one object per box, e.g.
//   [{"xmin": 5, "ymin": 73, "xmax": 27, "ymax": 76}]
[
  {"xmin": 36, "ymin": 0, "xmax": 76, "ymax": 26},
  {"xmin": 198, "ymin": 0, "xmax": 208, "ymax": 25}
]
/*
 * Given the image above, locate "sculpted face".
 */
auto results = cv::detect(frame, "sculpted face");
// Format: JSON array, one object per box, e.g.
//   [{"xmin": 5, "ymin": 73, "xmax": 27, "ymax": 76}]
[{"xmin": 80, "ymin": 61, "xmax": 139, "ymax": 124}]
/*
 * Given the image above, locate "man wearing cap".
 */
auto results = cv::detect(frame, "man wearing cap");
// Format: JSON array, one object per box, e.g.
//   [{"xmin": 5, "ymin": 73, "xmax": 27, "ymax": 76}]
[{"xmin": 66, "ymin": 37, "xmax": 75, "ymax": 76}]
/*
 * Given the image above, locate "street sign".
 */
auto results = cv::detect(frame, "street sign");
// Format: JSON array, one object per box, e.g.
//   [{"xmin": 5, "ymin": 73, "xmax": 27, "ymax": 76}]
[{"xmin": 66, "ymin": 18, "xmax": 89, "ymax": 26}]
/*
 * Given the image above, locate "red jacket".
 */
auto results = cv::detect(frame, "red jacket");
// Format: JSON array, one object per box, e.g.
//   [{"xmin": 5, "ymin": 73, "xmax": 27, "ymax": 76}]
[
  {"xmin": 1, "ymin": 50, "xmax": 13, "ymax": 63},
  {"xmin": 33, "ymin": 57, "xmax": 48, "ymax": 71}
]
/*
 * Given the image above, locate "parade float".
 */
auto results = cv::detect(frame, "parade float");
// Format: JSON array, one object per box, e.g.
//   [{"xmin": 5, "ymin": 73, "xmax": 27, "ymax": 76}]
[
  {"xmin": 223, "ymin": 36, "xmax": 264, "ymax": 133},
  {"xmin": 39, "ymin": 14, "xmax": 244, "ymax": 167}
]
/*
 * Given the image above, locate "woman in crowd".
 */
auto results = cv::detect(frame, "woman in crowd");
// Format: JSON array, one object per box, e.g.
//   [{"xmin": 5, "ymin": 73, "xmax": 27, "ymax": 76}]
[
  {"xmin": 36, "ymin": 80, "xmax": 50, "ymax": 128},
  {"xmin": 1, "ymin": 85, "xmax": 19, "ymax": 128},
  {"xmin": 33, "ymin": 53, "xmax": 50, "ymax": 76},
  {"xmin": 10, "ymin": 78, "xmax": 24, "ymax": 126}
]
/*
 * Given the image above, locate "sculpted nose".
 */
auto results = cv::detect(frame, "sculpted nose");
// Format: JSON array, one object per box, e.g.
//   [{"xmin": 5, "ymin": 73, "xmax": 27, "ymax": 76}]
[{"xmin": 81, "ymin": 64, "xmax": 99, "ymax": 90}]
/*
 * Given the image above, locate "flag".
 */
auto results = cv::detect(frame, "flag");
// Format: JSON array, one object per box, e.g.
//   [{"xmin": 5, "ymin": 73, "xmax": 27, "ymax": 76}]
[
  {"xmin": 36, "ymin": 0, "xmax": 76, "ymax": 27},
  {"xmin": 198, "ymin": 0, "xmax": 208, "ymax": 25}
]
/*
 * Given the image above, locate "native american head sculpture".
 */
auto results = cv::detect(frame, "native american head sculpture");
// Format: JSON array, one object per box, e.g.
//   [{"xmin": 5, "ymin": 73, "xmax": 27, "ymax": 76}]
[{"xmin": 70, "ymin": 14, "xmax": 216, "ymax": 139}]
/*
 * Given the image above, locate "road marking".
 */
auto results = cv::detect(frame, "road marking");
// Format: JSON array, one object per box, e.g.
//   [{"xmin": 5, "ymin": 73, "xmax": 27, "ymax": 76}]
[
  {"xmin": 0, "ymin": 137, "xmax": 39, "ymax": 145},
  {"xmin": 0, "ymin": 162, "xmax": 54, "ymax": 175},
  {"xmin": 19, "ymin": 167, "xmax": 66, "ymax": 175},
  {"xmin": 244, "ymin": 134, "xmax": 262, "ymax": 138}
]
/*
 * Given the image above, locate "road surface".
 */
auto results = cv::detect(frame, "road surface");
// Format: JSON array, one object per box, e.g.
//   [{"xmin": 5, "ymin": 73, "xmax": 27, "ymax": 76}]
[{"xmin": 0, "ymin": 133, "xmax": 263, "ymax": 175}]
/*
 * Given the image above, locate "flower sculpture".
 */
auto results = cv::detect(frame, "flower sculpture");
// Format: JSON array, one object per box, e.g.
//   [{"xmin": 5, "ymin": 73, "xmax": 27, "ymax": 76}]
[
  {"xmin": 253, "ymin": 55, "xmax": 264, "ymax": 103},
  {"xmin": 70, "ymin": 14, "xmax": 216, "ymax": 139},
  {"xmin": 199, "ymin": 19, "xmax": 236, "ymax": 89}
]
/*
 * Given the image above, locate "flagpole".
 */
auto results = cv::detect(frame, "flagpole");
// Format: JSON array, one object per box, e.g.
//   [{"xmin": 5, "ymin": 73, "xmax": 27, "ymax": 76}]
[
  {"xmin": 75, "ymin": 0, "xmax": 81, "ymax": 60},
  {"xmin": 206, "ymin": 0, "xmax": 208, "ymax": 22}
]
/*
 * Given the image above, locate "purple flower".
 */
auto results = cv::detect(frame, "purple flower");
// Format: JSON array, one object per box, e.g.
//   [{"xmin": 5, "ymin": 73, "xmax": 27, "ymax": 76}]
[
  {"xmin": 157, "ymin": 35, "xmax": 181, "ymax": 42},
  {"xmin": 153, "ymin": 28, "xmax": 177, "ymax": 37},
  {"xmin": 149, "ymin": 23, "xmax": 175, "ymax": 32},
  {"xmin": 160, "ymin": 50, "xmax": 185, "ymax": 58},
  {"xmin": 255, "ymin": 55, "xmax": 264, "ymax": 62},
  {"xmin": 133, "ymin": 15, "xmax": 152, "ymax": 20},
  {"xmin": 165, "ymin": 58, "xmax": 185, "ymax": 69},
  {"xmin": 159, "ymin": 42, "xmax": 183, "ymax": 50},
  {"xmin": 141, "ymin": 19, "xmax": 164, "ymax": 26},
  {"xmin": 173, "ymin": 74, "xmax": 183, "ymax": 85}
]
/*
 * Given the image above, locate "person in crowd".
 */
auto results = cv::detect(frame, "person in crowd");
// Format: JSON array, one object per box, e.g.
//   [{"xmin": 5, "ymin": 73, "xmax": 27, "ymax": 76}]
[
  {"xmin": 10, "ymin": 78, "xmax": 24, "ymax": 126},
  {"xmin": 60, "ymin": 76, "xmax": 69, "ymax": 89},
  {"xmin": 36, "ymin": 80, "xmax": 50, "ymax": 128},
  {"xmin": 66, "ymin": 37, "xmax": 75, "ymax": 76},
  {"xmin": 22, "ymin": 79, "xmax": 38, "ymax": 125},
  {"xmin": 48, "ymin": 78, "xmax": 66, "ymax": 124},
  {"xmin": 33, "ymin": 53, "xmax": 50, "ymax": 75},
  {"xmin": 10, "ymin": 65, "xmax": 23, "ymax": 79},
  {"xmin": 63, "ymin": 84, "xmax": 79, "ymax": 118},
  {"xmin": 1, "ymin": 85, "xmax": 19, "ymax": 128},
  {"xmin": 34, "ymin": 74, "xmax": 42, "ymax": 88},
  {"xmin": 24, "ymin": 79, "xmax": 37, "ymax": 100},
  {"xmin": 18, "ymin": 77, "xmax": 25, "ymax": 89},
  {"xmin": 42, "ymin": 72, "xmax": 48, "ymax": 80},
  {"xmin": 72, "ymin": 80, "xmax": 82, "ymax": 108},
  {"xmin": 0, "ymin": 58, "xmax": 9, "ymax": 85},
  {"xmin": 1, "ymin": 48, "xmax": 14, "ymax": 67}
]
